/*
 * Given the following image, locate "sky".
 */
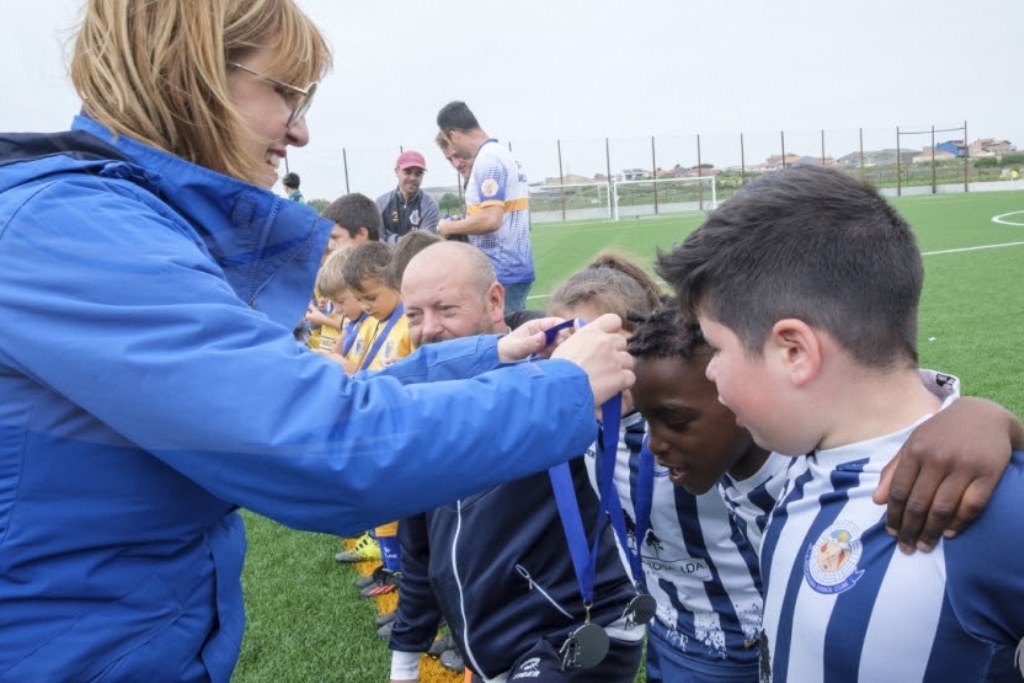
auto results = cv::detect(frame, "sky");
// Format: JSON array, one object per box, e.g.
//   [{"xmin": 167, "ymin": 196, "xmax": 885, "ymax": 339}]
[{"xmin": 3, "ymin": 0, "xmax": 1022, "ymax": 202}]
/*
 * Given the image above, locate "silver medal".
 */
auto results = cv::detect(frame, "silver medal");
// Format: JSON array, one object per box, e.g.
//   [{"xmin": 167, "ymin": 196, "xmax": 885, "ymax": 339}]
[
  {"xmin": 559, "ymin": 621, "xmax": 609, "ymax": 670},
  {"xmin": 623, "ymin": 593, "xmax": 657, "ymax": 628}
]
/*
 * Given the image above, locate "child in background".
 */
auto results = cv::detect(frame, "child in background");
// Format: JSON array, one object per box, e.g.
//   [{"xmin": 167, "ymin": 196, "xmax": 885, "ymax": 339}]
[
  {"xmin": 654, "ymin": 164, "xmax": 1024, "ymax": 681},
  {"xmin": 342, "ymin": 241, "xmax": 412, "ymax": 372},
  {"xmin": 388, "ymin": 230, "xmax": 442, "ymax": 289},
  {"xmin": 313, "ymin": 246, "xmax": 370, "ymax": 374},
  {"xmin": 320, "ymin": 192, "xmax": 382, "ymax": 247},
  {"xmin": 339, "ymin": 241, "xmax": 413, "ymax": 595},
  {"xmin": 298, "ymin": 192, "xmax": 381, "ymax": 347}
]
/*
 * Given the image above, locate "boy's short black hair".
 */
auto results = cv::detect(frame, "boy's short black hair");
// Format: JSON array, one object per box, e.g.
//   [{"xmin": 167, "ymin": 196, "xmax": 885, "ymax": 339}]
[
  {"xmin": 655, "ymin": 165, "xmax": 922, "ymax": 368},
  {"xmin": 436, "ymin": 101, "xmax": 480, "ymax": 134},
  {"xmin": 322, "ymin": 193, "xmax": 382, "ymax": 242},
  {"xmin": 342, "ymin": 241, "xmax": 393, "ymax": 292},
  {"xmin": 282, "ymin": 172, "xmax": 300, "ymax": 189},
  {"xmin": 627, "ymin": 302, "xmax": 708, "ymax": 364}
]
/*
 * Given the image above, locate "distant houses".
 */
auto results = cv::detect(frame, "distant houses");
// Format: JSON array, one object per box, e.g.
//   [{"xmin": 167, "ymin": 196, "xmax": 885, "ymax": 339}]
[{"xmin": 932, "ymin": 138, "xmax": 1016, "ymax": 158}]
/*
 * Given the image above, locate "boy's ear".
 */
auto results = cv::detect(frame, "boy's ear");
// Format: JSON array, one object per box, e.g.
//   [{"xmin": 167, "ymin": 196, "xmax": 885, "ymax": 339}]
[{"xmin": 768, "ymin": 318, "xmax": 821, "ymax": 387}]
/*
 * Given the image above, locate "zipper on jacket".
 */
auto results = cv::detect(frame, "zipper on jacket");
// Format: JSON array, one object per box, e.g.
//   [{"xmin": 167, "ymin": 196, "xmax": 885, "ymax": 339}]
[
  {"xmin": 514, "ymin": 563, "xmax": 573, "ymax": 619},
  {"xmin": 451, "ymin": 500, "xmax": 485, "ymax": 676}
]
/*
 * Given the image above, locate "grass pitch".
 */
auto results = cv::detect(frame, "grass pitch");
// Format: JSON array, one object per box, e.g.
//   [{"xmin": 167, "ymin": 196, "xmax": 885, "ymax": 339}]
[{"xmin": 234, "ymin": 189, "xmax": 1024, "ymax": 682}]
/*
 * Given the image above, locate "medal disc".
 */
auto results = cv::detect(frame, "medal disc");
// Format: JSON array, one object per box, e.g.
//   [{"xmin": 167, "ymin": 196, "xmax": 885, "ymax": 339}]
[
  {"xmin": 625, "ymin": 594, "xmax": 657, "ymax": 626},
  {"xmin": 570, "ymin": 622, "xmax": 609, "ymax": 668}
]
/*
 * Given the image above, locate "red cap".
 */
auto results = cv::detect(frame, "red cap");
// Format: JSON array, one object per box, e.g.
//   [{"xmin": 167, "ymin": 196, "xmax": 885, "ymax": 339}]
[{"xmin": 396, "ymin": 150, "xmax": 427, "ymax": 171}]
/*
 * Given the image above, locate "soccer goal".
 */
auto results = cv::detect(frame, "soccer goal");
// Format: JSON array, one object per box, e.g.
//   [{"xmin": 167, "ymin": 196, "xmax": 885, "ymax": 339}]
[
  {"xmin": 612, "ymin": 176, "xmax": 717, "ymax": 220},
  {"xmin": 528, "ymin": 182, "xmax": 614, "ymax": 223}
]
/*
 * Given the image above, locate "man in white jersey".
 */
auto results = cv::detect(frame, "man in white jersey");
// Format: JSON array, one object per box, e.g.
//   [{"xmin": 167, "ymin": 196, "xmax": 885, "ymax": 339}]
[
  {"xmin": 435, "ymin": 100, "xmax": 535, "ymax": 314},
  {"xmin": 655, "ymin": 165, "xmax": 1024, "ymax": 682}
]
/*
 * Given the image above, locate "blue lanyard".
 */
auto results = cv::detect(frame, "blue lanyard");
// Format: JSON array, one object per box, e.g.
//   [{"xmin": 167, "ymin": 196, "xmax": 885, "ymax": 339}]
[
  {"xmin": 549, "ymin": 394, "xmax": 620, "ymax": 607},
  {"xmin": 548, "ymin": 461, "xmax": 602, "ymax": 605},
  {"xmin": 546, "ymin": 316, "xmax": 609, "ymax": 606},
  {"xmin": 341, "ymin": 312, "xmax": 367, "ymax": 356},
  {"xmin": 602, "ymin": 429, "xmax": 654, "ymax": 585},
  {"xmin": 359, "ymin": 303, "xmax": 404, "ymax": 370}
]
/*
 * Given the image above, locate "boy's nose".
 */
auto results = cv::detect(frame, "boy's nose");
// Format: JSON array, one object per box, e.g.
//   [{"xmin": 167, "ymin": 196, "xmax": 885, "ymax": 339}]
[{"xmin": 705, "ymin": 355, "xmax": 719, "ymax": 382}]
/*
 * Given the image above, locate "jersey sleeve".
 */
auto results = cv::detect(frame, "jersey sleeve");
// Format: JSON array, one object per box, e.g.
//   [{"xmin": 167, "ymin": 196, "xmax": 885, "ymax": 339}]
[
  {"xmin": 943, "ymin": 451, "xmax": 1024, "ymax": 650},
  {"xmin": 471, "ymin": 151, "xmax": 509, "ymax": 208}
]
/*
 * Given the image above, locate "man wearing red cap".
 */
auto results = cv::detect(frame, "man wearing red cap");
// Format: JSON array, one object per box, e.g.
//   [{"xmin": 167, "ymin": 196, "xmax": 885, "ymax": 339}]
[{"xmin": 376, "ymin": 150, "xmax": 440, "ymax": 245}]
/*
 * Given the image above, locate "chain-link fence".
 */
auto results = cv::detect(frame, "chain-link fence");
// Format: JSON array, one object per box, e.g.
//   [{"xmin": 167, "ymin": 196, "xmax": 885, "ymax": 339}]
[{"xmin": 292, "ymin": 122, "xmax": 1023, "ymax": 222}]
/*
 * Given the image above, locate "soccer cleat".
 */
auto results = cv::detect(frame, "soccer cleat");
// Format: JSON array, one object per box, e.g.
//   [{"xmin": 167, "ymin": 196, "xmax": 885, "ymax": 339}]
[
  {"xmin": 356, "ymin": 565, "xmax": 391, "ymax": 591},
  {"xmin": 334, "ymin": 533, "xmax": 380, "ymax": 563},
  {"xmin": 439, "ymin": 647, "xmax": 465, "ymax": 674},
  {"xmin": 359, "ymin": 567, "xmax": 400, "ymax": 597},
  {"xmin": 376, "ymin": 610, "xmax": 397, "ymax": 627},
  {"xmin": 427, "ymin": 634, "xmax": 454, "ymax": 658},
  {"xmin": 356, "ymin": 565, "xmax": 385, "ymax": 590},
  {"xmin": 376, "ymin": 620, "xmax": 394, "ymax": 638}
]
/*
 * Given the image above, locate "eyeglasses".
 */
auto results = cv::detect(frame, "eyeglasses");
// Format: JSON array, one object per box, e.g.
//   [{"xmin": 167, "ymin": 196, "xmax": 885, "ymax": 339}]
[{"xmin": 229, "ymin": 62, "xmax": 318, "ymax": 128}]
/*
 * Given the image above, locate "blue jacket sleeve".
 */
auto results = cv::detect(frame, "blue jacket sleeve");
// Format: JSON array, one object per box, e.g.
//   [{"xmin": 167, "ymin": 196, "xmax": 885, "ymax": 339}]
[{"xmin": 0, "ymin": 180, "xmax": 597, "ymax": 537}]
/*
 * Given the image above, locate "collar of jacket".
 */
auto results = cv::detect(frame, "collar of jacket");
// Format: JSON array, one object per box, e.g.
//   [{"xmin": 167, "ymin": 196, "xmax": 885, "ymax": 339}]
[{"xmin": 67, "ymin": 115, "xmax": 332, "ymax": 324}]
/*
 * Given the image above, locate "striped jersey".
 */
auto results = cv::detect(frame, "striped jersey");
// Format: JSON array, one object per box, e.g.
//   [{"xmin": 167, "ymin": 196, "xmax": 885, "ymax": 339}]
[
  {"xmin": 723, "ymin": 369, "xmax": 961, "ymax": 561},
  {"xmin": 720, "ymin": 453, "xmax": 790, "ymax": 562},
  {"xmin": 593, "ymin": 412, "xmax": 764, "ymax": 670},
  {"xmin": 465, "ymin": 139, "xmax": 534, "ymax": 285},
  {"xmin": 759, "ymin": 408, "xmax": 1024, "ymax": 682}
]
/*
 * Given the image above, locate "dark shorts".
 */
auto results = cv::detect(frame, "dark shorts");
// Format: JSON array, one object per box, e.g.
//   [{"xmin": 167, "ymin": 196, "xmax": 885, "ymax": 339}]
[{"xmin": 471, "ymin": 634, "xmax": 642, "ymax": 682}]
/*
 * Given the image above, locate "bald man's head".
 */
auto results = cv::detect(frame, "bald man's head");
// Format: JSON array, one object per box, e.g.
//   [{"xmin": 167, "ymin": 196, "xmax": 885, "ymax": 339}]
[{"xmin": 401, "ymin": 242, "xmax": 506, "ymax": 347}]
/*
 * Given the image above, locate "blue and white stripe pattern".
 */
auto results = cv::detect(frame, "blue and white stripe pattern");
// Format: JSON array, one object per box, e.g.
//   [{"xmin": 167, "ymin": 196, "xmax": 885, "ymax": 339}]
[
  {"xmin": 758, "ymin": 412, "xmax": 1024, "ymax": 682},
  {"xmin": 592, "ymin": 413, "xmax": 764, "ymax": 670}
]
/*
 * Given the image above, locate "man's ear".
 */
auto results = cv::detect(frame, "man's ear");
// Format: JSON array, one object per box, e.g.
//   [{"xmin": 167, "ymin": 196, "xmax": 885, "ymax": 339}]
[
  {"xmin": 768, "ymin": 318, "xmax": 821, "ymax": 387},
  {"xmin": 356, "ymin": 227, "xmax": 369, "ymax": 242},
  {"xmin": 489, "ymin": 282, "xmax": 506, "ymax": 322}
]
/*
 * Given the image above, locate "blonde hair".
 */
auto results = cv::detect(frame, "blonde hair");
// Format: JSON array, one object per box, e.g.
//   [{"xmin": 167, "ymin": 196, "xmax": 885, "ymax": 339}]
[
  {"xmin": 317, "ymin": 244, "xmax": 354, "ymax": 299},
  {"xmin": 71, "ymin": 0, "xmax": 331, "ymax": 185}
]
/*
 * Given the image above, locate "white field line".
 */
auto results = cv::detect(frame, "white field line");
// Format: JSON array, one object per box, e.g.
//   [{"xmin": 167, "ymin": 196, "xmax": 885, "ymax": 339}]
[{"xmin": 526, "ymin": 214, "xmax": 1024, "ymax": 300}]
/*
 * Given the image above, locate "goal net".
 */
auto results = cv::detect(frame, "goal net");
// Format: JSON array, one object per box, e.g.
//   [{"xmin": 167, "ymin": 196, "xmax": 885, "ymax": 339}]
[
  {"xmin": 612, "ymin": 176, "xmax": 717, "ymax": 220},
  {"xmin": 528, "ymin": 182, "xmax": 613, "ymax": 224}
]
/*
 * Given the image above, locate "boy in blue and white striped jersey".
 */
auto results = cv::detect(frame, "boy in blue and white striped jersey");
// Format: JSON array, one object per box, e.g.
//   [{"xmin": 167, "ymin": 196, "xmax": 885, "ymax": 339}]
[
  {"xmin": 655, "ymin": 165, "xmax": 1024, "ymax": 682},
  {"xmin": 628, "ymin": 305, "xmax": 1016, "ymax": 682}
]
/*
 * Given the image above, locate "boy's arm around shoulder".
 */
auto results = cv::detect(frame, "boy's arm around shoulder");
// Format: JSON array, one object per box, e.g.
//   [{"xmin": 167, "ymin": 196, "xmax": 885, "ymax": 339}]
[
  {"xmin": 941, "ymin": 450, "xmax": 1024, "ymax": 653},
  {"xmin": 874, "ymin": 397, "xmax": 1024, "ymax": 553}
]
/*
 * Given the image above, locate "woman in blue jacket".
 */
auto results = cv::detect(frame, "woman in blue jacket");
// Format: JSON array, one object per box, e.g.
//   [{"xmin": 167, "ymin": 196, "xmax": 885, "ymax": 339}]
[{"xmin": 0, "ymin": 1, "xmax": 635, "ymax": 680}]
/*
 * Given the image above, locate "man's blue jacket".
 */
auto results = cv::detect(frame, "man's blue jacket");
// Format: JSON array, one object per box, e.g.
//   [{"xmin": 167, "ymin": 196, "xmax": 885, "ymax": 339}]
[{"xmin": 0, "ymin": 117, "xmax": 598, "ymax": 681}]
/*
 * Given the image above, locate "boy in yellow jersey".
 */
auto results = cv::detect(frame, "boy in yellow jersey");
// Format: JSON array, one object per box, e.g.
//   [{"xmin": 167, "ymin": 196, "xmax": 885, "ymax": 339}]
[
  {"xmin": 340, "ymin": 241, "xmax": 413, "ymax": 594},
  {"xmin": 343, "ymin": 242, "xmax": 412, "ymax": 372},
  {"xmin": 313, "ymin": 246, "xmax": 372, "ymax": 374}
]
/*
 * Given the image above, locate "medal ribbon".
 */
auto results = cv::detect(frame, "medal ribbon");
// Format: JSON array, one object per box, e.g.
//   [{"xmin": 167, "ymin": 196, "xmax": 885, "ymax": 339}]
[
  {"xmin": 341, "ymin": 312, "xmax": 367, "ymax": 356},
  {"xmin": 545, "ymin": 317, "xmax": 615, "ymax": 607},
  {"xmin": 359, "ymin": 303, "xmax": 404, "ymax": 371},
  {"xmin": 602, "ymin": 431, "xmax": 654, "ymax": 586}
]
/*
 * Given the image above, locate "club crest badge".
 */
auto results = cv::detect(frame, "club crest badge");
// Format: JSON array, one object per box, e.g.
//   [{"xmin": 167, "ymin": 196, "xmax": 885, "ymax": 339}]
[
  {"xmin": 481, "ymin": 178, "xmax": 499, "ymax": 197},
  {"xmin": 804, "ymin": 522, "xmax": 865, "ymax": 594}
]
